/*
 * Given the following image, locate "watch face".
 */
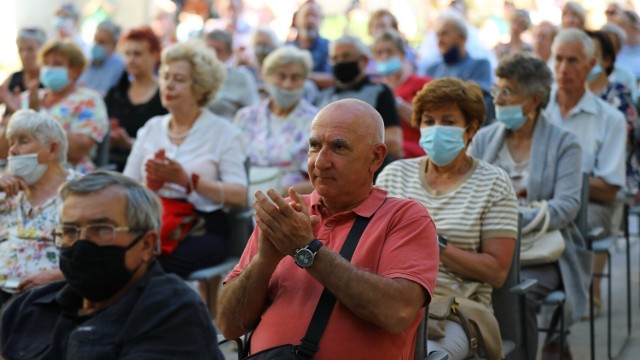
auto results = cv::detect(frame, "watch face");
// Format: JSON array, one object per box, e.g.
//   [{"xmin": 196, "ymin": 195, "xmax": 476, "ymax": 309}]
[{"xmin": 295, "ymin": 248, "xmax": 314, "ymax": 268}]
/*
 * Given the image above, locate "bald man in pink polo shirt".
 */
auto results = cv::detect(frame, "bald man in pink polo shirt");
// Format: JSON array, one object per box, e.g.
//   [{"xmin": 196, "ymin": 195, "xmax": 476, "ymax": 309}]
[{"xmin": 218, "ymin": 99, "xmax": 439, "ymax": 359}]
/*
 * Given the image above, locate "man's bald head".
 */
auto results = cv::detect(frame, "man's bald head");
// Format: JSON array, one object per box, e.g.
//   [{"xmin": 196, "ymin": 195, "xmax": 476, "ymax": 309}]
[
  {"xmin": 308, "ymin": 99, "xmax": 387, "ymax": 212},
  {"xmin": 312, "ymin": 99, "xmax": 385, "ymax": 145}
]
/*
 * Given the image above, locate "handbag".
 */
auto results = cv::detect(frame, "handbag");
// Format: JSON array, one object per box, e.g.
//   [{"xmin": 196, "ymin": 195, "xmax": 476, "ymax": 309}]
[
  {"xmin": 159, "ymin": 197, "xmax": 205, "ymax": 256},
  {"xmin": 243, "ymin": 215, "xmax": 372, "ymax": 360},
  {"xmin": 520, "ymin": 201, "xmax": 565, "ymax": 266},
  {"xmin": 427, "ymin": 294, "xmax": 504, "ymax": 360}
]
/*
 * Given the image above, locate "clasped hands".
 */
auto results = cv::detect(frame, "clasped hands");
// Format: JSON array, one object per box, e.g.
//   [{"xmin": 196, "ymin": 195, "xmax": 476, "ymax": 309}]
[
  {"xmin": 144, "ymin": 149, "xmax": 189, "ymax": 192},
  {"xmin": 253, "ymin": 187, "xmax": 320, "ymax": 265}
]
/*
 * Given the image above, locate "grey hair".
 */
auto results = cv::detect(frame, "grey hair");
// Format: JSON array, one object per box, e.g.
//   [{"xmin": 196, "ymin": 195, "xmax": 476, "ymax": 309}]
[
  {"xmin": 96, "ymin": 20, "xmax": 122, "ymax": 44},
  {"xmin": 262, "ymin": 45, "xmax": 312, "ymax": 78},
  {"xmin": 601, "ymin": 23, "xmax": 628, "ymax": 48},
  {"xmin": 58, "ymin": 3, "xmax": 80, "ymax": 20},
  {"xmin": 437, "ymin": 10, "xmax": 468, "ymax": 38},
  {"xmin": 7, "ymin": 109, "xmax": 68, "ymax": 164},
  {"xmin": 330, "ymin": 35, "xmax": 371, "ymax": 58},
  {"xmin": 205, "ymin": 29, "xmax": 233, "ymax": 53},
  {"xmin": 17, "ymin": 27, "xmax": 47, "ymax": 46},
  {"xmin": 495, "ymin": 52, "xmax": 553, "ymax": 109},
  {"xmin": 372, "ymin": 29, "xmax": 406, "ymax": 55},
  {"xmin": 252, "ymin": 25, "xmax": 281, "ymax": 47},
  {"xmin": 552, "ymin": 28, "xmax": 595, "ymax": 61},
  {"xmin": 563, "ymin": 1, "xmax": 586, "ymax": 23},
  {"xmin": 59, "ymin": 171, "xmax": 162, "ymax": 233},
  {"xmin": 513, "ymin": 9, "xmax": 531, "ymax": 30}
]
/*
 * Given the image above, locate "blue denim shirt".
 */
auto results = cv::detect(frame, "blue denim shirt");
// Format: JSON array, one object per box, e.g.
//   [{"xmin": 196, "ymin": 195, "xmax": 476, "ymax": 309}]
[{"xmin": 0, "ymin": 262, "xmax": 223, "ymax": 359}]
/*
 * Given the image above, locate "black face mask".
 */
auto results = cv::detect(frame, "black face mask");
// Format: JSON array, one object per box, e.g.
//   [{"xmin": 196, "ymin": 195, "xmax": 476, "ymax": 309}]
[
  {"xmin": 59, "ymin": 234, "xmax": 145, "ymax": 302},
  {"xmin": 332, "ymin": 60, "xmax": 360, "ymax": 84},
  {"xmin": 442, "ymin": 45, "xmax": 462, "ymax": 65}
]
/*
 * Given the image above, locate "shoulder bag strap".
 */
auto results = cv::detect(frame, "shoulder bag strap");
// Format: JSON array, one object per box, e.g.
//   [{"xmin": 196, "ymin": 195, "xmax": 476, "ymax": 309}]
[{"xmin": 296, "ymin": 214, "xmax": 372, "ymax": 359}]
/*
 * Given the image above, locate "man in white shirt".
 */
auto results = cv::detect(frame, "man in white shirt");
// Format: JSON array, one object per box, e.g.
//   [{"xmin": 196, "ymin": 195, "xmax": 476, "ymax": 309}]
[
  {"xmin": 545, "ymin": 28, "xmax": 627, "ymax": 323},
  {"xmin": 546, "ymin": 29, "xmax": 626, "ymax": 235}
]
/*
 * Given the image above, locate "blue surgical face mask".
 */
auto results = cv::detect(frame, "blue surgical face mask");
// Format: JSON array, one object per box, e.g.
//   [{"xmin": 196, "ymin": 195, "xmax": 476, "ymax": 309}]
[
  {"xmin": 375, "ymin": 56, "xmax": 403, "ymax": 75},
  {"xmin": 495, "ymin": 104, "xmax": 526, "ymax": 130},
  {"xmin": 91, "ymin": 44, "xmax": 107, "ymax": 62},
  {"xmin": 40, "ymin": 66, "xmax": 69, "ymax": 92},
  {"xmin": 419, "ymin": 125, "xmax": 466, "ymax": 166},
  {"xmin": 266, "ymin": 83, "xmax": 304, "ymax": 110},
  {"xmin": 587, "ymin": 63, "xmax": 603, "ymax": 82}
]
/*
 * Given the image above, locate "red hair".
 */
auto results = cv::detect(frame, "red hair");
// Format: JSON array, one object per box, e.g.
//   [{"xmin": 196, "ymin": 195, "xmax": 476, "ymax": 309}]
[{"xmin": 122, "ymin": 27, "xmax": 161, "ymax": 54}]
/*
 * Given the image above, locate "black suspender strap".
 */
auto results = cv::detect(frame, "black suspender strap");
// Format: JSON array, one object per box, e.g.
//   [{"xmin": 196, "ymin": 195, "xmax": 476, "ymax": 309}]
[{"xmin": 296, "ymin": 215, "xmax": 372, "ymax": 360}]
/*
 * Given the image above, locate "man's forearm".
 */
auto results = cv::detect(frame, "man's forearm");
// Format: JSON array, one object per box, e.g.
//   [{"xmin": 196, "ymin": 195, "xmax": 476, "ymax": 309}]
[
  {"xmin": 217, "ymin": 255, "xmax": 277, "ymax": 340},
  {"xmin": 306, "ymin": 247, "xmax": 425, "ymax": 334},
  {"xmin": 588, "ymin": 176, "xmax": 619, "ymax": 204}
]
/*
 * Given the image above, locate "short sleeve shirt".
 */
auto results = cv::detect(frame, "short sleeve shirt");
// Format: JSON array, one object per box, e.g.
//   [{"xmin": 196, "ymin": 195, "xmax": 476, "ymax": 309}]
[
  {"xmin": 376, "ymin": 157, "xmax": 518, "ymax": 308},
  {"xmin": 546, "ymin": 90, "xmax": 627, "ymax": 188},
  {"xmin": 225, "ymin": 187, "xmax": 439, "ymax": 359}
]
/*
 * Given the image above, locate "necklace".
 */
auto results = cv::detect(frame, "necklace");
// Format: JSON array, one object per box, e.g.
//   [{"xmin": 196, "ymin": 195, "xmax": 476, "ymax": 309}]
[{"xmin": 167, "ymin": 129, "xmax": 189, "ymax": 140}]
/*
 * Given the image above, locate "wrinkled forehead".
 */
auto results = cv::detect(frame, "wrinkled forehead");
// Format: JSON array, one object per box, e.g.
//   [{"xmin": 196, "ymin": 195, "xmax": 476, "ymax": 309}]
[{"xmin": 310, "ymin": 113, "xmax": 361, "ymax": 142}]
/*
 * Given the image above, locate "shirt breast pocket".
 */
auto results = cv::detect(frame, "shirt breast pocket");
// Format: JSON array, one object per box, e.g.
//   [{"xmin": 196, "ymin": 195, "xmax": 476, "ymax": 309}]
[
  {"xmin": 66, "ymin": 324, "xmax": 120, "ymax": 360},
  {"xmin": 1, "ymin": 338, "xmax": 49, "ymax": 359}
]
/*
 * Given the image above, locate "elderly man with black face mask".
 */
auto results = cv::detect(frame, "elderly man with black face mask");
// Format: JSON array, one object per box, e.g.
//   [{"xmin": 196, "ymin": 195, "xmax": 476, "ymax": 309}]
[
  {"xmin": 315, "ymin": 35, "xmax": 402, "ymax": 162},
  {"xmin": 0, "ymin": 171, "xmax": 223, "ymax": 360}
]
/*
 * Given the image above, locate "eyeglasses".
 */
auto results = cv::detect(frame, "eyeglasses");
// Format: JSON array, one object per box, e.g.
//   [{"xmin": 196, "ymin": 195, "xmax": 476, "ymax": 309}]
[
  {"xmin": 490, "ymin": 86, "xmax": 519, "ymax": 99},
  {"xmin": 53, "ymin": 224, "xmax": 145, "ymax": 248}
]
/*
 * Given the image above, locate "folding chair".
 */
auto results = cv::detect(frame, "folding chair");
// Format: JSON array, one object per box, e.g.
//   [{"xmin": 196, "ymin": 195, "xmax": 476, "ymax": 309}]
[
  {"xmin": 584, "ymin": 190, "xmax": 633, "ymax": 360},
  {"xmin": 492, "ymin": 213, "xmax": 538, "ymax": 360}
]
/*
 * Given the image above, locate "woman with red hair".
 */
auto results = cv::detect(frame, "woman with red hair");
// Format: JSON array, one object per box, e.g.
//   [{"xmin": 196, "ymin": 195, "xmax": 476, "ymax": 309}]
[{"xmin": 105, "ymin": 27, "xmax": 167, "ymax": 170}]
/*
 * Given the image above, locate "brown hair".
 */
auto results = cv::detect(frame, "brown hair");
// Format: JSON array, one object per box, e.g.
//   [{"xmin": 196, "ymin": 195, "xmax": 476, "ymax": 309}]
[
  {"xmin": 38, "ymin": 39, "xmax": 86, "ymax": 72},
  {"xmin": 411, "ymin": 78, "xmax": 485, "ymax": 128}
]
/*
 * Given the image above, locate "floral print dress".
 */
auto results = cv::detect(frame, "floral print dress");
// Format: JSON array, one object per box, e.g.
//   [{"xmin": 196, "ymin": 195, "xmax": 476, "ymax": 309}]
[{"xmin": 0, "ymin": 171, "xmax": 79, "ymax": 290}]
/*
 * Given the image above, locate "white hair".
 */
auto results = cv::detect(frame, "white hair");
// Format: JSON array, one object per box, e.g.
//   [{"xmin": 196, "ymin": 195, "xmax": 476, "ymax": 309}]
[
  {"xmin": 262, "ymin": 45, "xmax": 312, "ymax": 78},
  {"xmin": 436, "ymin": 10, "xmax": 468, "ymax": 39},
  {"xmin": 7, "ymin": 109, "xmax": 68, "ymax": 164},
  {"xmin": 330, "ymin": 35, "xmax": 371, "ymax": 58},
  {"xmin": 552, "ymin": 28, "xmax": 595, "ymax": 61},
  {"xmin": 563, "ymin": 1, "xmax": 586, "ymax": 23}
]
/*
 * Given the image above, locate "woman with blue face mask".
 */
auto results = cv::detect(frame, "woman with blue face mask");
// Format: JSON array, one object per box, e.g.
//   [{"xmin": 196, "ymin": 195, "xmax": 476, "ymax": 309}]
[
  {"xmin": 376, "ymin": 78, "xmax": 518, "ymax": 360},
  {"xmin": 0, "ymin": 40, "xmax": 109, "ymax": 175},
  {"xmin": 0, "ymin": 110, "xmax": 79, "ymax": 306},
  {"xmin": 234, "ymin": 46, "xmax": 318, "ymax": 195},
  {"xmin": 371, "ymin": 29, "xmax": 432, "ymax": 159},
  {"xmin": 469, "ymin": 52, "xmax": 587, "ymax": 360}
]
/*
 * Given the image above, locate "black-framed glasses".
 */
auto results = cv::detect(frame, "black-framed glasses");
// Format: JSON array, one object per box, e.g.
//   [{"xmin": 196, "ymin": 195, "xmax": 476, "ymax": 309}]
[{"xmin": 53, "ymin": 224, "xmax": 145, "ymax": 248}]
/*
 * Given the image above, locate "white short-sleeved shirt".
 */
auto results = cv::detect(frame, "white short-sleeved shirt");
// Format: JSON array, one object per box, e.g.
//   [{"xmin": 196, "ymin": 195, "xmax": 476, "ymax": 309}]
[
  {"xmin": 546, "ymin": 90, "xmax": 627, "ymax": 188},
  {"xmin": 123, "ymin": 109, "xmax": 247, "ymax": 212},
  {"xmin": 376, "ymin": 157, "xmax": 518, "ymax": 308}
]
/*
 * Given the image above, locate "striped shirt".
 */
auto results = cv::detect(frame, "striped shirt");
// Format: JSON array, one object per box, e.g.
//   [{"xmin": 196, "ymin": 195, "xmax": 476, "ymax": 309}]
[{"xmin": 376, "ymin": 156, "xmax": 518, "ymax": 307}]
